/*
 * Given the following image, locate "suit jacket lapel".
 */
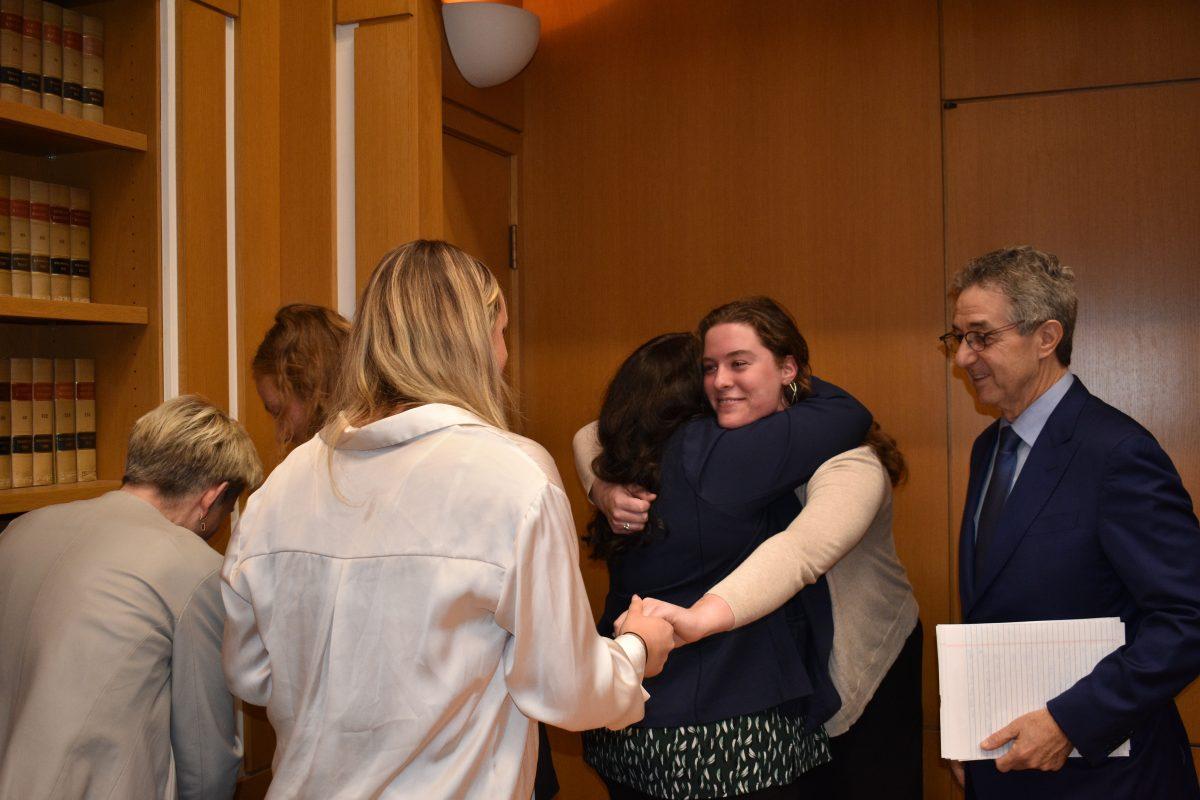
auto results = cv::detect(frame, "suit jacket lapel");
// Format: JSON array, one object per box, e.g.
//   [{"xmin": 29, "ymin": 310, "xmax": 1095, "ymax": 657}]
[
  {"xmin": 959, "ymin": 420, "xmax": 998, "ymax": 611},
  {"xmin": 969, "ymin": 379, "xmax": 1090, "ymax": 613}
]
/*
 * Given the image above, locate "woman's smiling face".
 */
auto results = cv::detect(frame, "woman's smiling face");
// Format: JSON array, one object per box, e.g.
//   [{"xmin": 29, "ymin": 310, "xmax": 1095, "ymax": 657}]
[{"xmin": 702, "ymin": 322, "xmax": 797, "ymax": 429}]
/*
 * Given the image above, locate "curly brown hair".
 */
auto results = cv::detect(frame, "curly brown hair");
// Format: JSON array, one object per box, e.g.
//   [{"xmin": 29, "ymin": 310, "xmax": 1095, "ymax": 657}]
[{"xmin": 252, "ymin": 304, "xmax": 350, "ymax": 448}]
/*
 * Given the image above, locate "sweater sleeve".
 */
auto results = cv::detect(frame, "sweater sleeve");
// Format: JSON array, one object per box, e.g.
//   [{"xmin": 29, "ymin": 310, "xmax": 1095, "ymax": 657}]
[
  {"xmin": 572, "ymin": 420, "xmax": 601, "ymax": 500},
  {"xmin": 708, "ymin": 447, "xmax": 888, "ymax": 627}
]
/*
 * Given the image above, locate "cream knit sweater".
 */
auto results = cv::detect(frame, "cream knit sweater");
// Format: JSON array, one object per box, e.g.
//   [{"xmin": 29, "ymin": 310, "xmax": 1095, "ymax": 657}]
[{"xmin": 573, "ymin": 426, "xmax": 918, "ymax": 737}]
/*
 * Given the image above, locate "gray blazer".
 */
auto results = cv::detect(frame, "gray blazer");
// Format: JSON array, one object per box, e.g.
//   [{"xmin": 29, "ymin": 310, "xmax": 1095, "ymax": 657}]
[{"xmin": 0, "ymin": 490, "xmax": 240, "ymax": 799}]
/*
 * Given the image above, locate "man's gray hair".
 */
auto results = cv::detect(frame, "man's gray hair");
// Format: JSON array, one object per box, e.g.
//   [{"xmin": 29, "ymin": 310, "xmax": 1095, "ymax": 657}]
[{"xmin": 951, "ymin": 246, "xmax": 1077, "ymax": 366}]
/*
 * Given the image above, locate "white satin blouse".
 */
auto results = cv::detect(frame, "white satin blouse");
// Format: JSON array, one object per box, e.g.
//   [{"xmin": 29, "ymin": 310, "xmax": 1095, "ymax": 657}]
[{"xmin": 222, "ymin": 403, "xmax": 647, "ymax": 799}]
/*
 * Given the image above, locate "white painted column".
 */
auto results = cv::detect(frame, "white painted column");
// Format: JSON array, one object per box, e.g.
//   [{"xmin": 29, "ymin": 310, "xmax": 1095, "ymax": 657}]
[
  {"xmin": 335, "ymin": 23, "xmax": 358, "ymax": 320},
  {"xmin": 159, "ymin": 0, "xmax": 180, "ymax": 398}
]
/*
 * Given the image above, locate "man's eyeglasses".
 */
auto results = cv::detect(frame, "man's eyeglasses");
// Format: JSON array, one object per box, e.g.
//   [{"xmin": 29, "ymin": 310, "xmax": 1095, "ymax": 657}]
[{"xmin": 938, "ymin": 321, "xmax": 1024, "ymax": 353}]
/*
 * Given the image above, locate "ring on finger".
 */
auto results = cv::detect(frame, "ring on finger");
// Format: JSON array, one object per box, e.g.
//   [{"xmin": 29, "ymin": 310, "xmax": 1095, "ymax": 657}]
[{"xmin": 622, "ymin": 522, "xmax": 631, "ymax": 531}]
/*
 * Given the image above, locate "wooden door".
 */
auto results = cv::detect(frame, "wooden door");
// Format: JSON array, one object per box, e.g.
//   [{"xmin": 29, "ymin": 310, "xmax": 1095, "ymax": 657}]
[{"xmin": 441, "ymin": 106, "xmax": 523, "ymax": 397}]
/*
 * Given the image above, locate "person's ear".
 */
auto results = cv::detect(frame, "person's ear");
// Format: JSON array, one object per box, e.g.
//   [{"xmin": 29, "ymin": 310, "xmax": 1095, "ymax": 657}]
[
  {"xmin": 780, "ymin": 355, "xmax": 799, "ymax": 385},
  {"xmin": 1036, "ymin": 320, "xmax": 1063, "ymax": 360},
  {"xmin": 197, "ymin": 481, "xmax": 230, "ymax": 521}
]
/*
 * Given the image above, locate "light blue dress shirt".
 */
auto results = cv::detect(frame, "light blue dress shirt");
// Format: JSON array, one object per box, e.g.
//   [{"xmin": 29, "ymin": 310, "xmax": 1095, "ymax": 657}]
[{"xmin": 974, "ymin": 372, "xmax": 1075, "ymax": 535}]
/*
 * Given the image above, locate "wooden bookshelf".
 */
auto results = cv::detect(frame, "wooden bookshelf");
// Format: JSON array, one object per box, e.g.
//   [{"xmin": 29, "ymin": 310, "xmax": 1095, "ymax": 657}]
[
  {"xmin": 0, "ymin": 100, "xmax": 148, "ymax": 155},
  {"xmin": 0, "ymin": 297, "xmax": 148, "ymax": 324},
  {"xmin": 0, "ymin": 480, "xmax": 121, "ymax": 515},
  {"xmin": 1, "ymin": 0, "xmax": 162, "ymax": 519}
]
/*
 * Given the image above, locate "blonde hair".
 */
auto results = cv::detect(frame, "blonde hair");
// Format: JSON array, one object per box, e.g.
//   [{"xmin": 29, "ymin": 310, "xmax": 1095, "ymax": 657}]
[
  {"xmin": 251, "ymin": 303, "xmax": 350, "ymax": 447},
  {"xmin": 327, "ymin": 240, "xmax": 511, "ymax": 436},
  {"xmin": 124, "ymin": 395, "xmax": 264, "ymax": 503}
]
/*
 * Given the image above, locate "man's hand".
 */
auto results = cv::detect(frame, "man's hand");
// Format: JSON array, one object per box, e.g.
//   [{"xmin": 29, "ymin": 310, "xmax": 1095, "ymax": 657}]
[
  {"xmin": 982, "ymin": 707, "xmax": 1073, "ymax": 772},
  {"xmin": 948, "ymin": 760, "xmax": 964, "ymax": 788},
  {"xmin": 617, "ymin": 595, "xmax": 674, "ymax": 677},
  {"xmin": 591, "ymin": 479, "xmax": 656, "ymax": 533}
]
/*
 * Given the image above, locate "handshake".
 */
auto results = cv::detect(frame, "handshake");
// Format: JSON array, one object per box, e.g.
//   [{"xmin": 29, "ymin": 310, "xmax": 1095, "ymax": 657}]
[{"xmin": 612, "ymin": 594, "xmax": 737, "ymax": 678}]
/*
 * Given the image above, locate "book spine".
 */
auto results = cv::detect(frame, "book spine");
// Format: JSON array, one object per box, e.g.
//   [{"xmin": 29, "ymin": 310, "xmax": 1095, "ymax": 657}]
[
  {"xmin": 28, "ymin": 179, "xmax": 49, "ymax": 299},
  {"xmin": 31, "ymin": 356, "xmax": 52, "ymax": 485},
  {"xmin": 59, "ymin": 5, "xmax": 77, "ymax": 117},
  {"xmin": 48, "ymin": 182, "xmax": 69, "ymax": 299},
  {"xmin": 0, "ymin": 0, "xmax": 21, "ymax": 103},
  {"xmin": 10, "ymin": 357, "xmax": 31, "ymax": 488},
  {"xmin": 80, "ymin": 13, "xmax": 99, "ymax": 122},
  {"xmin": 9, "ymin": 176, "xmax": 30, "ymax": 298},
  {"xmin": 52, "ymin": 356, "xmax": 74, "ymax": 483},
  {"xmin": 74, "ymin": 357, "xmax": 94, "ymax": 481},
  {"xmin": 68, "ymin": 185, "xmax": 88, "ymax": 301},
  {"xmin": 39, "ymin": 1, "xmax": 59, "ymax": 112},
  {"xmin": 20, "ymin": 0, "xmax": 39, "ymax": 107},
  {"xmin": 0, "ymin": 358, "xmax": 10, "ymax": 490},
  {"xmin": 0, "ymin": 175, "xmax": 9, "ymax": 297}
]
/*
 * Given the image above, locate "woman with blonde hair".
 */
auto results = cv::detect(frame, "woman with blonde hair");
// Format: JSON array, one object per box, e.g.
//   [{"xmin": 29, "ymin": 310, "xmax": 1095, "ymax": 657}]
[
  {"xmin": 221, "ymin": 240, "xmax": 674, "ymax": 800},
  {"xmin": 251, "ymin": 303, "xmax": 351, "ymax": 449}
]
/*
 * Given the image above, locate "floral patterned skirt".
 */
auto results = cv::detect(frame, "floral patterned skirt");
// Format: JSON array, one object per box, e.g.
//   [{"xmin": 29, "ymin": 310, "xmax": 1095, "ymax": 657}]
[{"xmin": 583, "ymin": 706, "xmax": 831, "ymax": 799}]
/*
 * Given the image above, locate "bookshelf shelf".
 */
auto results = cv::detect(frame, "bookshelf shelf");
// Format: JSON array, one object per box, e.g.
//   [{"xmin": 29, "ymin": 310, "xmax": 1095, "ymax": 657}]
[
  {"xmin": 0, "ymin": 297, "xmax": 149, "ymax": 324},
  {"xmin": 0, "ymin": 100, "xmax": 148, "ymax": 155},
  {"xmin": 0, "ymin": 480, "xmax": 120, "ymax": 515}
]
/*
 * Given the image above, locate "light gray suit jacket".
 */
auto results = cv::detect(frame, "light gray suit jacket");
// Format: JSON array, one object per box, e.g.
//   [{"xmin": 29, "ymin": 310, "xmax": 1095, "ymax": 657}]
[{"xmin": 0, "ymin": 490, "xmax": 241, "ymax": 799}]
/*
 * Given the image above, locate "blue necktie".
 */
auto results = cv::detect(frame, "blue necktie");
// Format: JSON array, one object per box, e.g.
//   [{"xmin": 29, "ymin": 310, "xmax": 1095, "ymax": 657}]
[{"xmin": 975, "ymin": 426, "xmax": 1021, "ymax": 578}]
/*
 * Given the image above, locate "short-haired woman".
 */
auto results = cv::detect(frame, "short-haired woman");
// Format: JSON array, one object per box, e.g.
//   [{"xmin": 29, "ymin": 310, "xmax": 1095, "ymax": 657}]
[
  {"xmin": 221, "ymin": 240, "xmax": 675, "ymax": 800},
  {"xmin": 252, "ymin": 303, "xmax": 351, "ymax": 450},
  {"xmin": 0, "ymin": 395, "xmax": 262, "ymax": 800}
]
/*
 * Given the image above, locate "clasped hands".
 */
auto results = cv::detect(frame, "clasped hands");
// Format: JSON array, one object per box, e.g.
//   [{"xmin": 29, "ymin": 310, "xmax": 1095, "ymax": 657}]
[
  {"xmin": 596, "ymin": 480, "xmax": 738, "ymax": 676},
  {"xmin": 613, "ymin": 593, "xmax": 736, "ymax": 679}
]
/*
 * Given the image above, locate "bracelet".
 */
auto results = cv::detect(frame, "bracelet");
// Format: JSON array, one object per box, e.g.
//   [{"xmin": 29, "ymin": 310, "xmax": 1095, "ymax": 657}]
[{"xmin": 618, "ymin": 630, "xmax": 648, "ymax": 659}]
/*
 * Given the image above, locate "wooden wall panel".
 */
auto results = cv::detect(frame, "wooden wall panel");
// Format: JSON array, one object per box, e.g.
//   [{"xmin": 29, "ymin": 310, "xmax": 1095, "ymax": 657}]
[
  {"xmin": 353, "ymin": 0, "xmax": 444, "ymax": 287},
  {"xmin": 176, "ymin": 1, "xmax": 229, "ymax": 410},
  {"xmin": 942, "ymin": 0, "xmax": 1200, "ymax": 99},
  {"xmin": 279, "ymin": 0, "xmax": 337, "ymax": 307},
  {"xmin": 944, "ymin": 82, "xmax": 1200, "ymax": 741},
  {"xmin": 235, "ymin": 0, "xmax": 285, "ymax": 477},
  {"xmin": 521, "ymin": 1, "xmax": 946, "ymax": 795}
]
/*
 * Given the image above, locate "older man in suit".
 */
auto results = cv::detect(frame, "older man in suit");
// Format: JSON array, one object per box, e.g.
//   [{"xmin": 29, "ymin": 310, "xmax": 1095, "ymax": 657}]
[{"xmin": 942, "ymin": 246, "xmax": 1200, "ymax": 799}]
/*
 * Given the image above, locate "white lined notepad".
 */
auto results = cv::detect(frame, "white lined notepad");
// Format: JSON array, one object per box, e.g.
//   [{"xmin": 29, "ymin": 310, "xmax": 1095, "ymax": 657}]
[{"xmin": 937, "ymin": 618, "xmax": 1129, "ymax": 760}]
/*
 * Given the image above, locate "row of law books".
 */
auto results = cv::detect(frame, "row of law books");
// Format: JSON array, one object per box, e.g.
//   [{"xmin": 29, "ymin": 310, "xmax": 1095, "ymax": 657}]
[
  {"xmin": 0, "ymin": 357, "xmax": 96, "ymax": 490},
  {"xmin": 0, "ymin": 1, "xmax": 103, "ymax": 121},
  {"xmin": 0, "ymin": 175, "xmax": 90, "ymax": 300}
]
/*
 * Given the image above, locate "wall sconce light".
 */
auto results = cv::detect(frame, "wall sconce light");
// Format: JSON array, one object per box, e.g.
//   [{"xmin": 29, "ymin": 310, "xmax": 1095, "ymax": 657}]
[{"xmin": 442, "ymin": 2, "xmax": 540, "ymax": 88}]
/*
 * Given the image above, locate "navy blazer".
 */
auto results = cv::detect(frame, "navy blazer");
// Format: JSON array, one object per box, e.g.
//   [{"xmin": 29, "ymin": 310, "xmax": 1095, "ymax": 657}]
[
  {"xmin": 960, "ymin": 377, "xmax": 1200, "ymax": 799},
  {"xmin": 597, "ymin": 377, "xmax": 870, "ymax": 728}
]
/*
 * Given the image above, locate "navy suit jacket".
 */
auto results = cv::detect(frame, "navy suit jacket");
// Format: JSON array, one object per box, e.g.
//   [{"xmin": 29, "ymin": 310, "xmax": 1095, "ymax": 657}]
[{"xmin": 960, "ymin": 378, "xmax": 1200, "ymax": 800}]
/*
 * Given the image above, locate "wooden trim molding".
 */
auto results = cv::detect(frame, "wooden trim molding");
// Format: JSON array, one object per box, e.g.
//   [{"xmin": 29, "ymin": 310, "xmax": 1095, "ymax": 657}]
[
  {"xmin": 193, "ymin": 0, "xmax": 240, "ymax": 19},
  {"xmin": 336, "ymin": 0, "xmax": 414, "ymax": 25}
]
